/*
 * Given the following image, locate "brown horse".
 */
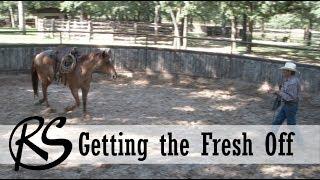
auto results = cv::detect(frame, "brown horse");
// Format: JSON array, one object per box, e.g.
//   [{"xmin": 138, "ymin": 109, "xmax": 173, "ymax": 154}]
[{"xmin": 31, "ymin": 49, "xmax": 117, "ymax": 113}]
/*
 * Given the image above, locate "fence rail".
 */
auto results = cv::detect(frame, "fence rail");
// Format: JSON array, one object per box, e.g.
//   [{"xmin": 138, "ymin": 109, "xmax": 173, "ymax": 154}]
[
  {"xmin": 37, "ymin": 18, "xmax": 176, "ymax": 38},
  {"xmin": 1, "ymin": 30, "xmax": 319, "ymax": 52}
]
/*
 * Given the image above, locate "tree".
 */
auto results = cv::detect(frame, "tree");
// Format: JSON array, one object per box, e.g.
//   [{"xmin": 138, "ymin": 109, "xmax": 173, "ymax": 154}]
[
  {"xmin": 160, "ymin": 1, "xmax": 198, "ymax": 49},
  {"xmin": 0, "ymin": 1, "xmax": 17, "ymax": 28},
  {"xmin": 26, "ymin": 1, "xmax": 61, "ymax": 13},
  {"xmin": 160, "ymin": 1, "xmax": 183, "ymax": 48},
  {"xmin": 220, "ymin": 1, "xmax": 245, "ymax": 51},
  {"xmin": 60, "ymin": 1, "xmax": 90, "ymax": 20},
  {"xmin": 229, "ymin": 1, "xmax": 274, "ymax": 53},
  {"xmin": 271, "ymin": 1, "xmax": 320, "ymax": 46},
  {"xmin": 154, "ymin": 1, "xmax": 161, "ymax": 44},
  {"xmin": 18, "ymin": 1, "xmax": 25, "ymax": 34},
  {"xmin": 294, "ymin": 1, "xmax": 319, "ymax": 46},
  {"xmin": 253, "ymin": 1, "xmax": 277, "ymax": 38}
]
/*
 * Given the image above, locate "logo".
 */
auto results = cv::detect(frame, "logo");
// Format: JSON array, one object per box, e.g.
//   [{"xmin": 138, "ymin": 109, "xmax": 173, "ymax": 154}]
[{"xmin": 9, "ymin": 116, "xmax": 72, "ymax": 171}]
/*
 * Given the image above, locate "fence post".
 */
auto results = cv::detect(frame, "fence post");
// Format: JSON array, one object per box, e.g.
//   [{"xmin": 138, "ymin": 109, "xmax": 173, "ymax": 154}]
[
  {"xmin": 111, "ymin": 22, "xmax": 115, "ymax": 42},
  {"xmin": 60, "ymin": 31, "xmax": 62, "ymax": 44},
  {"xmin": 134, "ymin": 23, "xmax": 137, "ymax": 44},
  {"xmin": 39, "ymin": 18, "xmax": 45, "ymax": 39},
  {"xmin": 67, "ymin": 20, "xmax": 70, "ymax": 40},
  {"xmin": 146, "ymin": 34, "xmax": 148, "ymax": 47},
  {"xmin": 230, "ymin": 40, "xmax": 233, "ymax": 54},
  {"xmin": 88, "ymin": 20, "xmax": 92, "ymax": 42},
  {"xmin": 51, "ymin": 19, "xmax": 55, "ymax": 38}
]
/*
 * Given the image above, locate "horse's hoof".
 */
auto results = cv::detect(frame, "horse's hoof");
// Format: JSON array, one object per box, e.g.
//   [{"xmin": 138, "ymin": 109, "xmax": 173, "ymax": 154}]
[
  {"xmin": 83, "ymin": 113, "xmax": 91, "ymax": 120},
  {"xmin": 41, "ymin": 107, "xmax": 55, "ymax": 115},
  {"xmin": 83, "ymin": 114, "xmax": 91, "ymax": 121},
  {"xmin": 34, "ymin": 100, "xmax": 44, "ymax": 106},
  {"xmin": 64, "ymin": 106, "xmax": 75, "ymax": 113},
  {"xmin": 48, "ymin": 108, "xmax": 57, "ymax": 113}
]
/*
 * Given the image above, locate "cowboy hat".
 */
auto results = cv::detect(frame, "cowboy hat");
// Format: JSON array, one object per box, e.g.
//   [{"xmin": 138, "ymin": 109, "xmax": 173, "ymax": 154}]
[{"xmin": 279, "ymin": 62, "xmax": 297, "ymax": 72}]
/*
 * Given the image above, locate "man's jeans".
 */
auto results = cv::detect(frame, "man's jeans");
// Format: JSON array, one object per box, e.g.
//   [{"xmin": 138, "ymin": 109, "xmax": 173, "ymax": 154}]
[{"xmin": 272, "ymin": 102, "xmax": 298, "ymax": 125}]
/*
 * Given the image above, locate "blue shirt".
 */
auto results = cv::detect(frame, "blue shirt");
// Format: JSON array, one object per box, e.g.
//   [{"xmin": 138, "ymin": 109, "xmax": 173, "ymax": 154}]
[{"xmin": 280, "ymin": 76, "xmax": 301, "ymax": 102}]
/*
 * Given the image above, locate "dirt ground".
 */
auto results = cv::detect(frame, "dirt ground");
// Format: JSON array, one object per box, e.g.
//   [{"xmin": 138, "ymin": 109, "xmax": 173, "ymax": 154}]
[{"xmin": 0, "ymin": 72, "xmax": 319, "ymax": 179}]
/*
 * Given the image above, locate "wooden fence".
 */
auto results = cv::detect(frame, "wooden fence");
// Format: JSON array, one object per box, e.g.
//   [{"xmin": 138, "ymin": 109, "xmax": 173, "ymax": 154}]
[
  {"xmin": 37, "ymin": 19, "xmax": 177, "ymax": 42},
  {"xmin": 0, "ymin": 44, "xmax": 319, "ymax": 93}
]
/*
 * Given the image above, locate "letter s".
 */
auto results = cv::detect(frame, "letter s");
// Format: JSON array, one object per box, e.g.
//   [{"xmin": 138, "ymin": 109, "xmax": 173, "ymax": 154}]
[{"xmin": 40, "ymin": 116, "xmax": 73, "ymax": 170}]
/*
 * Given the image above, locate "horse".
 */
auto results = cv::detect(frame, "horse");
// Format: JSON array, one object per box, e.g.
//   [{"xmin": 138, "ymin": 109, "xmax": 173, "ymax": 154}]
[{"xmin": 31, "ymin": 48, "xmax": 117, "ymax": 114}]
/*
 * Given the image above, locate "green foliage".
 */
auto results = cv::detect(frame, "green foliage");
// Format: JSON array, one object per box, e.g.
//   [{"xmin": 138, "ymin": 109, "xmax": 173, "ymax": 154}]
[
  {"xmin": 0, "ymin": 1, "xmax": 319, "ymax": 29},
  {"xmin": 0, "ymin": 1, "xmax": 16, "ymax": 15},
  {"xmin": 266, "ymin": 13, "xmax": 304, "ymax": 29},
  {"xmin": 310, "ymin": 1, "xmax": 320, "ymax": 18},
  {"xmin": 26, "ymin": 1, "xmax": 61, "ymax": 13}
]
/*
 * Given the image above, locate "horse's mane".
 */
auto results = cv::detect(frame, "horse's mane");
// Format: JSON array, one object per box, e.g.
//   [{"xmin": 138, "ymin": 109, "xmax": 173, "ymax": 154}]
[{"xmin": 77, "ymin": 51, "xmax": 102, "ymax": 64}]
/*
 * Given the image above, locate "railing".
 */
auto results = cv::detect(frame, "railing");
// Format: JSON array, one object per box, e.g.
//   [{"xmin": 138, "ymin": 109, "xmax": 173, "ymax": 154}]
[{"xmin": 37, "ymin": 19, "xmax": 176, "ymax": 38}]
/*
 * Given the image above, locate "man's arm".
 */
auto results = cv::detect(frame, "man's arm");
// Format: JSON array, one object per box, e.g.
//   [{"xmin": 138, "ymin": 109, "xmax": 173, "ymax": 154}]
[{"xmin": 279, "ymin": 83, "xmax": 298, "ymax": 102}]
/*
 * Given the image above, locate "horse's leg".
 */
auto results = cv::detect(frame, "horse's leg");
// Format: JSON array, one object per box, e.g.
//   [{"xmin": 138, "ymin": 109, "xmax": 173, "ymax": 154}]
[
  {"xmin": 41, "ymin": 80, "xmax": 52, "ymax": 107},
  {"xmin": 65, "ymin": 87, "xmax": 80, "ymax": 112},
  {"xmin": 35, "ymin": 81, "xmax": 48, "ymax": 105},
  {"xmin": 81, "ymin": 85, "xmax": 90, "ymax": 113}
]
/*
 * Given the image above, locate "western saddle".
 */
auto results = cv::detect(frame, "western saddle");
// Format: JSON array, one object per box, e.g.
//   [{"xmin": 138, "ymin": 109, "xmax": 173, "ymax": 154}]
[{"xmin": 44, "ymin": 47, "xmax": 80, "ymax": 85}]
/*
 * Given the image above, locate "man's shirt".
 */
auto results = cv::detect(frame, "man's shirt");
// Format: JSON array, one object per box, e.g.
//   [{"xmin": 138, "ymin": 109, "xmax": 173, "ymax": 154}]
[{"xmin": 280, "ymin": 76, "xmax": 301, "ymax": 102}]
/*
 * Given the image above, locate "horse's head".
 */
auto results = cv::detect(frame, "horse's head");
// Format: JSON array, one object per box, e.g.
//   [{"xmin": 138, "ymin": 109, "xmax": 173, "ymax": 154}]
[{"xmin": 94, "ymin": 49, "xmax": 117, "ymax": 80}]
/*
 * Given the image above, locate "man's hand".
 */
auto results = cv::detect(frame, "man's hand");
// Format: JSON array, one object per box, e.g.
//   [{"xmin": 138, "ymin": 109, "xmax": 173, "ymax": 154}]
[
  {"xmin": 267, "ymin": 89, "xmax": 275, "ymax": 94},
  {"xmin": 268, "ymin": 89, "xmax": 280, "ymax": 96}
]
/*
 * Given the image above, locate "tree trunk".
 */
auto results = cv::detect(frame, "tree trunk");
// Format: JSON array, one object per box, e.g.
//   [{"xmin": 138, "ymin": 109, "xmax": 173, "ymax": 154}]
[
  {"xmin": 235, "ymin": 16, "xmax": 239, "ymax": 38},
  {"xmin": 304, "ymin": 19, "xmax": 312, "ymax": 46},
  {"xmin": 221, "ymin": 13, "xmax": 227, "ymax": 37},
  {"xmin": 169, "ymin": 9, "xmax": 180, "ymax": 49},
  {"xmin": 18, "ymin": 1, "xmax": 25, "ymax": 35},
  {"xmin": 8, "ymin": 5, "xmax": 15, "ymax": 28},
  {"xmin": 137, "ymin": 11, "xmax": 141, "ymax": 22},
  {"xmin": 242, "ymin": 14, "xmax": 247, "ymax": 42},
  {"xmin": 231, "ymin": 15, "xmax": 236, "ymax": 52},
  {"xmin": 80, "ymin": 7, "xmax": 84, "ymax": 21},
  {"xmin": 246, "ymin": 2, "xmax": 254, "ymax": 53},
  {"xmin": 182, "ymin": 15, "xmax": 188, "ymax": 49},
  {"xmin": 159, "ymin": 12, "xmax": 162, "ymax": 23},
  {"xmin": 261, "ymin": 19, "xmax": 265, "ymax": 39},
  {"xmin": 180, "ymin": 17, "xmax": 184, "ymax": 45},
  {"xmin": 246, "ymin": 18, "xmax": 254, "ymax": 53},
  {"xmin": 154, "ymin": 4, "xmax": 160, "ymax": 44}
]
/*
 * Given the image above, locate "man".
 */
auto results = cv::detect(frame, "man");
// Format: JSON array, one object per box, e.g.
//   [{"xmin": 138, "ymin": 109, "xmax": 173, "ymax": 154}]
[{"xmin": 268, "ymin": 62, "xmax": 301, "ymax": 125}]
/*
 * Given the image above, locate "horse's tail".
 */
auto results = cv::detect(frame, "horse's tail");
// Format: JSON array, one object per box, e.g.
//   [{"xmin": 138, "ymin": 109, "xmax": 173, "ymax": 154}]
[{"xmin": 31, "ymin": 59, "xmax": 39, "ymax": 98}]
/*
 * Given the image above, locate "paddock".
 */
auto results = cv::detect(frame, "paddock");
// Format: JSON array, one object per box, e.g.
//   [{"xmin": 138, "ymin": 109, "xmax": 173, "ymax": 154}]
[
  {"xmin": 0, "ymin": 72, "xmax": 319, "ymax": 126},
  {"xmin": 0, "ymin": 45, "xmax": 319, "ymax": 178},
  {"xmin": 0, "ymin": 72, "xmax": 320, "ymax": 178}
]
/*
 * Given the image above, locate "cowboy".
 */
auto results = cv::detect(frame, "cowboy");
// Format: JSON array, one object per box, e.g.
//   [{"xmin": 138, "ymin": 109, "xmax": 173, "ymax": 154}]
[{"xmin": 268, "ymin": 62, "xmax": 301, "ymax": 125}]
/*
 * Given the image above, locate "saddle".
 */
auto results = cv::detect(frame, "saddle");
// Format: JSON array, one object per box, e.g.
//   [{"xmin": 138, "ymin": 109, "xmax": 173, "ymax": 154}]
[{"xmin": 51, "ymin": 48, "xmax": 80, "ymax": 85}]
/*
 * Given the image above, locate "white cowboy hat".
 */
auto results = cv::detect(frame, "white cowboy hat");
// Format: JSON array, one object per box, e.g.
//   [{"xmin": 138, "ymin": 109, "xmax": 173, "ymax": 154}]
[{"xmin": 279, "ymin": 62, "xmax": 297, "ymax": 72}]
